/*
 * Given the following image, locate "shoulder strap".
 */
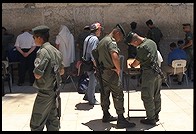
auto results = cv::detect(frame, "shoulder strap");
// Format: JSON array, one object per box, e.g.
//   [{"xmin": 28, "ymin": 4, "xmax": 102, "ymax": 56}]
[{"xmin": 83, "ymin": 35, "xmax": 93, "ymax": 59}]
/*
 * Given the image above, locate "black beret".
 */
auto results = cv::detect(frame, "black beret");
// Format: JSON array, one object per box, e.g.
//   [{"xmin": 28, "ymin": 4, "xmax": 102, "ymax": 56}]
[
  {"xmin": 125, "ymin": 31, "xmax": 135, "ymax": 44},
  {"xmin": 32, "ymin": 25, "xmax": 50, "ymax": 34},
  {"xmin": 146, "ymin": 19, "xmax": 153, "ymax": 25},
  {"xmin": 116, "ymin": 24, "xmax": 126, "ymax": 37}
]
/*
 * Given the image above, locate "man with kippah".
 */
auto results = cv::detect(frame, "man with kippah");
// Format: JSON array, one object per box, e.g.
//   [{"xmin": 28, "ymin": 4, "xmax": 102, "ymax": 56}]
[
  {"xmin": 29, "ymin": 25, "xmax": 64, "ymax": 131},
  {"xmin": 82, "ymin": 22, "xmax": 102, "ymax": 105},
  {"xmin": 97, "ymin": 24, "xmax": 136, "ymax": 128},
  {"xmin": 125, "ymin": 31, "xmax": 162, "ymax": 125}
]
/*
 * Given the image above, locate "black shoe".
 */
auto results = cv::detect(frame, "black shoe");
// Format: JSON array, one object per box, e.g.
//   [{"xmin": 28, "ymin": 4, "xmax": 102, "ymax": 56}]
[
  {"xmin": 102, "ymin": 115, "xmax": 117, "ymax": 123},
  {"xmin": 161, "ymin": 83, "xmax": 167, "ymax": 86},
  {"xmin": 155, "ymin": 114, "xmax": 159, "ymax": 122},
  {"xmin": 89, "ymin": 100, "xmax": 100, "ymax": 105},
  {"xmin": 83, "ymin": 96, "xmax": 88, "ymax": 101},
  {"xmin": 117, "ymin": 118, "xmax": 136, "ymax": 128},
  {"xmin": 140, "ymin": 118, "xmax": 156, "ymax": 125},
  {"xmin": 178, "ymin": 82, "xmax": 182, "ymax": 85}
]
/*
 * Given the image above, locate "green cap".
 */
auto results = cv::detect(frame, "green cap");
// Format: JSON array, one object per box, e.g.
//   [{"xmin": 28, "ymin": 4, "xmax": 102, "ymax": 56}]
[
  {"xmin": 32, "ymin": 25, "xmax": 50, "ymax": 34},
  {"xmin": 116, "ymin": 24, "xmax": 126, "ymax": 37}
]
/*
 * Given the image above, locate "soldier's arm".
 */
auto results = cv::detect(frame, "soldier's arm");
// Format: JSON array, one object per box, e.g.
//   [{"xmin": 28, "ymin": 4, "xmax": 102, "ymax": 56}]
[
  {"xmin": 130, "ymin": 59, "xmax": 140, "ymax": 68},
  {"xmin": 181, "ymin": 40, "xmax": 192, "ymax": 49},
  {"xmin": 110, "ymin": 51, "xmax": 121, "ymax": 76}
]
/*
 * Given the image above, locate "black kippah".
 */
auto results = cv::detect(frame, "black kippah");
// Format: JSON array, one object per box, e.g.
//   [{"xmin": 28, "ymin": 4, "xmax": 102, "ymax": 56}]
[{"xmin": 125, "ymin": 31, "xmax": 135, "ymax": 44}]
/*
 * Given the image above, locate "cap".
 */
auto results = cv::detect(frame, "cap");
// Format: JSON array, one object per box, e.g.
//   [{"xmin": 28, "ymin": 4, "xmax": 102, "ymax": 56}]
[
  {"xmin": 146, "ymin": 19, "xmax": 153, "ymax": 25},
  {"xmin": 32, "ymin": 25, "xmax": 50, "ymax": 34},
  {"xmin": 90, "ymin": 22, "xmax": 102, "ymax": 31},
  {"xmin": 116, "ymin": 24, "xmax": 126, "ymax": 37},
  {"xmin": 125, "ymin": 31, "xmax": 135, "ymax": 44},
  {"xmin": 83, "ymin": 25, "xmax": 90, "ymax": 30}
]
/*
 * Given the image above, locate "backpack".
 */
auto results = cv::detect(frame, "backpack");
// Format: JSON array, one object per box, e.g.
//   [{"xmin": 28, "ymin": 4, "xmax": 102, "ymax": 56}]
[{"xmin": 77, "ymin": 72, "xmax": 89, "ymax": 94}]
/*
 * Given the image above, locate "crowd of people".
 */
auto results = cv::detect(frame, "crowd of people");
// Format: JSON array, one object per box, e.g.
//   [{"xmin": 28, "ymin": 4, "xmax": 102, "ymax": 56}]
[{"xmin": 2, "ymin": 19, "xmax": 193, "ymax": 130}]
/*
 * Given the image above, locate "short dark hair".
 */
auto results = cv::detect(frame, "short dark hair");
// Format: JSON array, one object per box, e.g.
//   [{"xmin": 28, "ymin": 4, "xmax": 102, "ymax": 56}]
[
  {"xmin": 130, "ymin": 21, "xmax": 137, "ymax": 30},
  {"xmin": 2, "ymin": 27, "xmax": 7, "ymax": 31},
  {"xmin": 177, "ymin": 40, "xmax": 184, "ymax": 45},
  {"xmin": 182, "ymin": 23, "xmax": 191, "ymax": 27},
  {"xmin": 146, "ymin": 19, "xmax": 153, "ymax": 26},
  {"xmin": 170, "ymin": 42, "xmax": 177, "ymax": 48}
]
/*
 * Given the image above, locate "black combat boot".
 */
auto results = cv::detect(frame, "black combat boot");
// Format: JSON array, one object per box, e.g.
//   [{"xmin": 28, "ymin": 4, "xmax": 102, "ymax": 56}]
[
  {"xmin": 116, "ymin": 114, "xmax": 136, "ymax": 129},
  {"xmin": 140, "ymin": 118, "xmax": 156, "ymax": 125},
  {"xmin": 155, "ymin": 114, "xmax": 159, "ymax": 122},
  {"xmin": 102, "ymin": 110, "xmax": 117, "ymax": 123}
]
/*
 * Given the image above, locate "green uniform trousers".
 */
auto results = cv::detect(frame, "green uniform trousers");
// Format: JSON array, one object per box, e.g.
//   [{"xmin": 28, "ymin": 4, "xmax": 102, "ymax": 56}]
[
  {"xmin": 30, "ymin": 89, "xmax": 60, "ymax": 131},
  {"xmin": 101, "ymin": 70, "xmax": 125, "ymax": 115},
  {"xmin": 141, "ymin": 69, "xmax": 162, "ymax": 120}
]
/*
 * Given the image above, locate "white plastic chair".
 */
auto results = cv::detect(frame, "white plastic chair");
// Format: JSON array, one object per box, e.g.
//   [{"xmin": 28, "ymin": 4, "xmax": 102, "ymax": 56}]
[{"xmin": 168, "ymin": 59, "xmax": 188, "ymax": 86}]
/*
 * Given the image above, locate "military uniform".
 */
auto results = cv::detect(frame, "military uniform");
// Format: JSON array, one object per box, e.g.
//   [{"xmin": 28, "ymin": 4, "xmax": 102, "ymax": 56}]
[
  {"xmin": 97, "ymin": 35, "xmax": 125, "ymax": 115},
  {"xmin": 184, "ymin": 31, "xmax": 193, "ymax": 79},
  {"xmin": 30, "ymin": 26, "xmax": 64, "ymax": 131},
  {"xmin": 135, "ymin": 38, "xmax": 162, "ymax": 120},
  {"xmin": 146, "ymin": 27, "xmax": 163, "ymax": 51}
]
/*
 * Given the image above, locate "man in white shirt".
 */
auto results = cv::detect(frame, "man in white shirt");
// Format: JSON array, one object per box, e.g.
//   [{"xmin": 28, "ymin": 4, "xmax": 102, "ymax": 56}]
[{"xmin": 15, "ymin": 29, "xmax": 37, "ymax": 86}]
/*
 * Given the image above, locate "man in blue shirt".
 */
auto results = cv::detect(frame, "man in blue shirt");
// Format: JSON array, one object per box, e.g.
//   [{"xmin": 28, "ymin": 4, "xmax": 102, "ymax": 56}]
[{"xmin": 162, "ymin": 42, "xmax": 187, "ymax": 85}]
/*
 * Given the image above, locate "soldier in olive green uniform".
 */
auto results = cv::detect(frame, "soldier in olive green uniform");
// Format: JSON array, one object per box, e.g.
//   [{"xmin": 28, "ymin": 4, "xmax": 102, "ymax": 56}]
[
  {"xmin": 146, "ymin": 19, "xmax": 163, "ymax": 52},
  {"xmin": 126, "ymin": 32, "xmax": 162, "ymax": 125},
  {"xmin": 181, "ymin": 23, "xmax": 193, "ymax": 80},
  {"xmin": 97, "ymin": 24, "xmax": 136, "ymax": 129},
  {"xmin": 30, "ymin": 25, "xmax": 64, "ymax": 131}
]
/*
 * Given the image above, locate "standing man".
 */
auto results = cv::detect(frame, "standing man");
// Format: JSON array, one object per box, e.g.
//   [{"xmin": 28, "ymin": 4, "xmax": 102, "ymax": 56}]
[
  {"xmin": 146, "ymin": 19, "xmax": 163, "ymax": 52},
  {"xmin": 126, "ymin": 31, "xmax": 162, "ymax": 125},
  {"xmin": 30, "ymin": 25, "xmax": 64, "ymax": 131},
  {"xmin": 180, "ymin": 23, "xmax": 193, "ymax": 80},
  {"xmin": 15, "ymin": 29, "xmax": 37, "ymax": 86},
  {"xmin": 97, "ymin": 24, "xmax": 136, "ymax": 128},
  {"xmin": 82, "ymin": 22, "xmax": 102, "ymax": 105},
  {"xmin": 76, "ymin": 25, "xmax": 90, "ymax": 60}
]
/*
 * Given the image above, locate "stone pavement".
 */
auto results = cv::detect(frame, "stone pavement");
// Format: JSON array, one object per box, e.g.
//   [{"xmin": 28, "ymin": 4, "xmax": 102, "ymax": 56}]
[{"xmin": 2, "ymin": 77, "xmax": 194, "ymax": 131}]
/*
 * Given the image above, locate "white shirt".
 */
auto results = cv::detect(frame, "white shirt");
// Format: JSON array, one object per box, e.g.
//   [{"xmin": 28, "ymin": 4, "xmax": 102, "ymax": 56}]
[
  {"xmin": 55, "ymin": 25, "xmax": 75, "ymax": 67},
  {"xmin": 14, "ymin": 32, "xmax": 36, "ymax": 49}
]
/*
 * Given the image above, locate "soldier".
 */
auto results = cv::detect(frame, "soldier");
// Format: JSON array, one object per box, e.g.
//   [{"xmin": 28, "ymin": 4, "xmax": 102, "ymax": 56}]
[
  {"xmin": 126, "ymin": 32, "xmax": 162, "ymax": 125},
  {"xmin": 30, "ymin": 25, "xmax": 64, "ymax": 131},
  {"xmin": 97, "ymin": 24, "xmax": 136, "ymax": 129},
  {"xmin": 180, "ymin": 23, "xmax": 193, "ymax": 80},
  {"xmin": 146, "ymin": 19, "xmax": 163, "ymax": 52}
]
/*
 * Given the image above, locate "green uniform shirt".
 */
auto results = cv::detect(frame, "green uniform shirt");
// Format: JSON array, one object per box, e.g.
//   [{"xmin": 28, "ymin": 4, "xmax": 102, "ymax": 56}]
[
  {"xmin": 147, "ymin": 27, "xmax": 163, "ymax": 44},
  {"xmin": 184, "ymin": 32, "xmax": 193, "ymax": 49},
  {"xmin": 135, "ymin": 38, "xmax": 157, "ymax": 70},
  {"xmin": 97, "ymin": 35, "xmax": 120, "ymax": 69},
  {"xmin": 33, "ymin": 42, "xmax": 64, "ymax": 90}
]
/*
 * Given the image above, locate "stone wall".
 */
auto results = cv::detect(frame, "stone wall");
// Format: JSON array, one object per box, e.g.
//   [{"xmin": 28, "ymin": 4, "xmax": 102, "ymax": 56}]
[{"xmin": 2, "ymin": 3, "xmax": 193, "ymax": 66}]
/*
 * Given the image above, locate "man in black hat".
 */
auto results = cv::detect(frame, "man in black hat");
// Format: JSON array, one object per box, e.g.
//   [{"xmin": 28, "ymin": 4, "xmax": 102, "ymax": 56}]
[
  {"xmin": 97, "ymin": 24, "xmax": 136, "ymax": 129},
  {"xmin": 126, "ymin": 31, "xmax": 162, "ymax": 125},
  {"xmin": 30, "ymin": 25, "xmax": 64, "ymax": 131},
  {"xmin": 146, "ymin": 19, "xmax": 163, "ymax": 52}
]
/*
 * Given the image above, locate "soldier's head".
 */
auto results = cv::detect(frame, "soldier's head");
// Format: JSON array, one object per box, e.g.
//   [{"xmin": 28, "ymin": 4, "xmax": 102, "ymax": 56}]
[
  {"xmin": 32, "ymin": 25, "xmax": 50, "ymax": 46},
  {"xmin": 90, "ymin": 22, "xmax": 103, "ymax": 37},
  {"xmin": 110, "ymin": 24, "xmax": 126, "ymax": 43},
  {"xmin": 146, "ymin": 19, "xmax": 154, "ymax": 28},
  {"xmin": 169, "ymin": 42, "xmax": 177, "ymax": 51},
  {"xmin": 130, "ymin": 21, "xmax": 137, "ymax": 30},
  {"xmin": 125, "ymin": 31, "xmax": 144, "ymax": 47},
  {"xmin": 182, "ymin": 23, "xmax": 191, "ymax": 32}
]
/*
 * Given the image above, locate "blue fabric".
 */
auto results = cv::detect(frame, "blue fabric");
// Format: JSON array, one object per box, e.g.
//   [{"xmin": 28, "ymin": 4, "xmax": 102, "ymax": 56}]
[{"xmin": 168, "ymin": 48, "xmax": 187, "ymax": 65}]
